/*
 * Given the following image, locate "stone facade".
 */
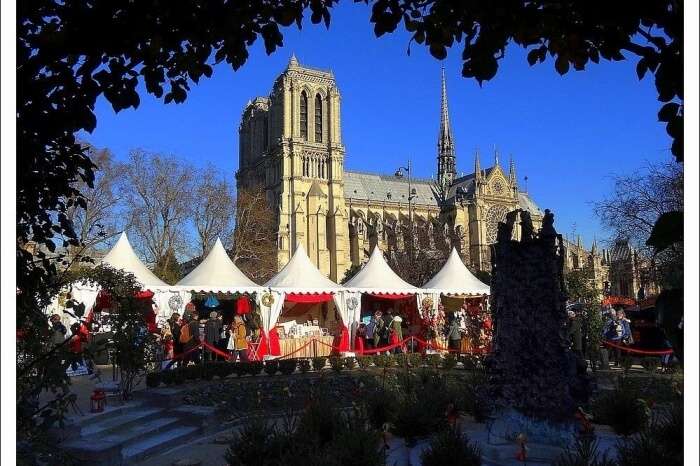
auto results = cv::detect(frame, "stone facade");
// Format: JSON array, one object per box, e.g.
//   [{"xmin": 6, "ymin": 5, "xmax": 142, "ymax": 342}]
[{"xmin": 236, "ymin": 57, "xmax": 607, "ymax": 283}]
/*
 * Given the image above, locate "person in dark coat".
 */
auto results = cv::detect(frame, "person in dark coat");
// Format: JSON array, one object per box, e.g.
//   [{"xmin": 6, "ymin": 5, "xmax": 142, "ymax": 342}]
[
  {"xmin": 168, "ymin": 313, "xmax": 182, "ymax": 365},
  {"xmin": 567, "ymin": 310, "xmax": 583, "ymax": 357},
  {"xmin": 204, "ymin": 311, "xmax": 223, "ymax": 362}
]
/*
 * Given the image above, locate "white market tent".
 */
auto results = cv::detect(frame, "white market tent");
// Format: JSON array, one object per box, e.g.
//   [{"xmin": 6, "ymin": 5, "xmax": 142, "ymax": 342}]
[
  {"xmin": 102, "ymin": 232, "xmax": 169, "ymax": 288},
  {"xmin": 343, "ymin": 246, "xmax": 418, "ymax": 294},
  {"xmin": 176, "ymin": 238, "xmax": 260, "ymax": 293},
  {"xmin": 342, "ymin": 246, "xmax": 422, "ymax": 335},
  {"xmin": 48, "ymin": 232, "xmax": 183, "ymax": 324},
  {"xmin": 423, "ymin": 248, "xmax": 490, "ymax": 296},
  {"xmin": 261, "ymin": 244, "xmax": 344, "ymax": 333}
]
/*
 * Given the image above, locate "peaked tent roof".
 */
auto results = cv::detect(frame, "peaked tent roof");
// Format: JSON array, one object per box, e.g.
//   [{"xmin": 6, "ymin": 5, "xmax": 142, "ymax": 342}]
[
  {"xmin": 101, "ymin": 232, "xmax": 169, "ymax": 288},
  {"xmin": 343, "ymin": 246, "xmax": 418, "ymax": 294},
  {"xmin": 264, "ymin": 244, "xmax": 342, "ymax": 294},
  {"xmin": 176, "ymin": 238, "xmax": 260, "ymax": 292},
  {"xmin": 423, "ymin": 248, "xmax": 490, "ymax": 296}
]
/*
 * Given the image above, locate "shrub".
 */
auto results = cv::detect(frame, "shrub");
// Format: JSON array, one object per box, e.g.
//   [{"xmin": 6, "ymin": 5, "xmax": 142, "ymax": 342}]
[
  {"xmin": 145, "ymin": 372, "xmax": 161, "ymax": 388},
  {"xmin": 592, "ymin": 389, "xmax": 651, "ymax": 435},
  {"xmin": 363, "ymin": 386, "xmax": 398, "ymax": 430},
  {"xmin": 233, "ymin": 362, "xmax": 247, "ymax": 377},
  {"xmin": 329, "ymin": 356, "xmax": 344, "ymax": 373},
  {"xmin": 426, "ymin": 353, "xmax": 442, "ymax": 368},
  {"xmin": 392, "ymin": 394, "xmax": 446, "ymax": 444},
  {"xmin": 224, "ymin": 418, "xmax": 292, "ymax": 466},
  {"xmin": 298, "ymin": 359, "xmax": 311, "ymax": 373},
  {"xmin": 641, "ymin": 358, "xmax": 658, "ymax": 373},
  {"xmin": 620, "ymin": 355, "xmax": 633, "ymax": 373},
  {"xmin": 201, "ymin": 364, "xmax": 215, "ymax": 381},
  {"xmin": 264, "ymin": 359, "xmax": 280, "ymax": 376},
  {"xmin": 357, "ymin": 356, "xmax": 374, "ymax": 369},
  {"xmin": 246, "ymin": 361, "xmax": 264, "ymax": 376},
  {"xmin": 160, "ymin": 370, "xmax": 175, "ymax": 386},
  {"xmin": 279, "ymin": 359, "xmax": 297, "ymax": 375},
  {"xmin": 184, "ymin": 365, "xmax": 201, "ymax": 381},
  {"xmin": 324, "ymin": 413, "xmax": 384, "ymax": 466},
  {"xmin": 442, "ymin": 354, "xmax": 458, "ymax": 371},
  {"xmin": 173, "ymin": 368, "xmax": 186, "ymax": 385},
  {"xmin": 420, "ymin": 425, "xmax": 482, "ymax": 466},
  {"xmin": 615, "ymin": 401, "xmax": 683, "ymax": 466},
  {"xmin": 554, "ymin": 434, "xmax": 616, "ymax": 466},
  {"xmin": 458, "ymin": 371, "xmax": 493, "ymax": 423},
  {"xmin": 373, "ymin": 354, "xmax": 393, "ymax": 369},
  {"xmin": 343, "ymin": 357, "xmax": 357, "ymax": 370},
  {"xmin": 407, "ymin": 353, "xmax": 422, "ymax": 368},
  {"xmin": 312, "ymin": 356, "xmax": 327, "ymax": 371},
  {"xmin": 460, "ymin": 355, "xmax": 484, "ymax": 371}
]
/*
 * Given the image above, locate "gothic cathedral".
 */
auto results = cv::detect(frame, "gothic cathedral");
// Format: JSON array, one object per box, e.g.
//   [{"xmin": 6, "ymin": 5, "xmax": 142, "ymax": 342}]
[{"xmin": 238, "ymin": 56, "xmax": 553, "ymax": 282}]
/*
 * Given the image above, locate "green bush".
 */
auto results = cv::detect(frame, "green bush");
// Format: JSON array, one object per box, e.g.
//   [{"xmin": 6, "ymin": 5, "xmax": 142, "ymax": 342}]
[
  {"xmin": 224, "ymin": 418, "xmax": 292, "ymax": 466},
  {"xmin": 173, "ymin": 367, "xmax": 186, "ymax": 385},
  {"xmin": 420, "ymin": 425, "xmax": 482, "ymax": 466},
  {"xmin": 407, "ymin": 352, "xmax": 423, "ymax": 368},
  {"xmin": 459, "ymin": 371, "xmax": 493, "ymax": 423},
  {"xmin": 363, "ymin": 386, "xmax": 398, "ymax": 429},
  {"xmin": 616, "ymin": 403, "xmax": 683, "ymax": 466},
  {"xmin": 442, "ymin": 354, "xmax": 458, "ymax": 371},
  {"xmin": 641, "ymin": 358, "xmax": 658, "ymax": 373},
  {"xmin": 329, "ymin": 356, "xmax": 344, "ymax": 373},
  {"xmin": 460, "ymin": 355, "xmax": 483, "ymax": 371},
  {"xmin": 201, "ymin": 364, "xmax": 215, "ymax": 381},
  {"xmin": 145, "ymin": 372, "xmax": 161, "ymax": 388},
  {"xmin": 298, "ymin": 359, "xmax": 311, "ymax": 373},
  {"xmin": 246, "ymin": 361, "xmax": 264, "ymax": 376},
  {"xmin": 312, "ymin": 356, "xmax": 327, "ymax": 371},
  {"xmin": 357, "ymin": 356, "xmax": 374, "ymax": 369},
  {"xmin": 392, "ymin": 394, "xmax": 446, "ymax": 444},
  {"xmin": 184, "ymin": 365, "xmax": 201, "ymax": 381},
  {"xmin": 233, "ymin": 362, "xmax": 247, "ymax": 377},
  {"xmin": 343, "ymin": 357, "xmax": 357, "ymax": 370},
  {"xmin": 160, "ymin": 370, "xmax": 175, "ymax": 386},
  {"xmin": 278, "ymin": 359, "xmax": 297, "ymax": 375},
  {"xmin": 373, "ymin": 354, "xmax": 394, "ymax": 368},
  {"xmin": 426, "ymin": 353, "xmax": 442, "ymax": 368},
  {"xmin": 592, "ymin": 388, "xmax": 651, "ymax": 435},
  {"xmin": 554, "ymin": 434, "xmax": 616, "ymax": 466},
  {"xmin": 264, "ymin": 359, "xmax": 279, "ymax": 375}
]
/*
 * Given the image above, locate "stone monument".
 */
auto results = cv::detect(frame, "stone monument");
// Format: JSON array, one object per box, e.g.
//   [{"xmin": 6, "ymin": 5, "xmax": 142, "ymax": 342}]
[{"xmin": 486, "ymin": 209, "xmax": 591, "ymax": 447}]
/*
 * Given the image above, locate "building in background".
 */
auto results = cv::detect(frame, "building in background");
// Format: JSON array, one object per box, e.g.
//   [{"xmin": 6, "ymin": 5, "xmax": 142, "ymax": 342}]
[{"xmin": 236, "ymin": 56, "xmax": 618, "ymax": 288}]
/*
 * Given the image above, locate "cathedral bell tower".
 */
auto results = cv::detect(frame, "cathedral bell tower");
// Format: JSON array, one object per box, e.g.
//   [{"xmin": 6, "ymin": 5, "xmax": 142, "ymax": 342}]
[{"xmin": 437, "ymin": 67, "xmax": 457, "ymax": 194}]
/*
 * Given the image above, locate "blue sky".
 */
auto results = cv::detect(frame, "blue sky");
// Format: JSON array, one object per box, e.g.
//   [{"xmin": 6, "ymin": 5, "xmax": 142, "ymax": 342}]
[{"xmin": 81, "ymin": 2, "xmax": 672, "ymax": 249}]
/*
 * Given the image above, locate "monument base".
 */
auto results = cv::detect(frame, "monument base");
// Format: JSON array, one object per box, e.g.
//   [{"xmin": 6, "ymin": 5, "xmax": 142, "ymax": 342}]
[{"xmin": 487, "ymin": 409, "xmax": 576, "ymax": 448}]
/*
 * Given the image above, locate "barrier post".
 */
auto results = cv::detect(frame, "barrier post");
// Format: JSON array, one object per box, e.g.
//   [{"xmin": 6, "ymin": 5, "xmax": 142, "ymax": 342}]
[{"xmin": 313, "ymin": 338, "xmax": 318, "ymax": 358}]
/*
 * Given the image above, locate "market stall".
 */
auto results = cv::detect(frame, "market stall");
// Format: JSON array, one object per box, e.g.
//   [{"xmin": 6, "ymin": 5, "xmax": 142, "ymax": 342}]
[
  {"xmin": 175, "ymin": 238, "xmax": 261, "ymax": 325},
  {"xmin": 48, "ymin": 232, "xmax": 183, "ymax": 328},
  {"xmin": 342, "ymin": 246, "xmax": 420, "ymax": 353},
  {"xmin": 423, "ymin": 248, "xmax": 491, "ymax": 353},
  {"xmin": 260, "ymin": 245, "xmax": 346, "ymax": 358}
]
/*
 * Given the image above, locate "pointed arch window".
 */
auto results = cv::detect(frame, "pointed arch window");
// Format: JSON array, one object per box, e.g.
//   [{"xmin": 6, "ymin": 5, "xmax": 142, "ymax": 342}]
[
  {"xmin": 314, "ymin": 94, "xmax": 323, "ymax": 142},
  {"xmin": 300, "ymin": 91, "xmax": 308, "ymax": 141}
]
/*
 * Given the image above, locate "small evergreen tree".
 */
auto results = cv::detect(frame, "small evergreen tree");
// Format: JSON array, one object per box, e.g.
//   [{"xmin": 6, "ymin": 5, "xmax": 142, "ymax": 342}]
[{"xmin": 153, "ymin": 247, "xmax": 182, "ymax": 284}]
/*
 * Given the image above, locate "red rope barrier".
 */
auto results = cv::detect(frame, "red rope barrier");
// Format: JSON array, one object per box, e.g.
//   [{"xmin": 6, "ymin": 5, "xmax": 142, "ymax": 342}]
[
  {"xmin": 276, "ymin": 339, "xmax": 316, "ymax": 359},
  {"xmin": 603, "ymin": 340, "xmax": 673, "ymax": 356}
]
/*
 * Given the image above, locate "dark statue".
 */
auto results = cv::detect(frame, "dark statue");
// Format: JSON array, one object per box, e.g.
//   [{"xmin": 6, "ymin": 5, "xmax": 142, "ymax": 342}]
[{"xmin": 488, "ymin": 208, "xmax": 590, "ymax": 428}]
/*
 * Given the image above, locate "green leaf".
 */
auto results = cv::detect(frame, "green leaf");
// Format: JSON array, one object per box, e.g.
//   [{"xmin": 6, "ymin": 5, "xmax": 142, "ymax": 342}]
[
  {"xmin": 646, "ymin": 211, "xmax": 683, "ymax": 252},
  {"xmin": 555, "ymin": 56, "xmax": 569, "ymax": 75}
]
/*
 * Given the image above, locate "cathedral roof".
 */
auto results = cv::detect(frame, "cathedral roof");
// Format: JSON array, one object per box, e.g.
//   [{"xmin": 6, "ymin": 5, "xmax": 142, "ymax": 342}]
[
  {"xmin": 344, "ymin": 170, "xmax": 440, "ymax": 207},
  {"xmin": 518, "ymin": 192, "xmax": 543, "ymax": 216}
]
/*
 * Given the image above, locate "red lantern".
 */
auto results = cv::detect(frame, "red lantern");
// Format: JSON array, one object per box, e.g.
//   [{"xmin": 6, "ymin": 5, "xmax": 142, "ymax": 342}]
[{"xmin": 90, "ymin": 389, "xmax": 106, "ymax": 413}]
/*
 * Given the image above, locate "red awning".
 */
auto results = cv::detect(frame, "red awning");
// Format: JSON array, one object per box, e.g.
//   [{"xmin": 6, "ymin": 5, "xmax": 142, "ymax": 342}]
[
  {"xmin": 368, "ymin": 293, "xmax": 415, "ymax": 300},
  {"xmin": 285, "ymin": 293, "xmax": 334, "ymax": 303}
]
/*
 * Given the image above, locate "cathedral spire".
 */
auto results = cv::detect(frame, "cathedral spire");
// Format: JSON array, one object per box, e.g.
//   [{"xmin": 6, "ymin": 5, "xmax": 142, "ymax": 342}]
[
  {"xmin": 288, "ymin": 53, "xmax": 299, "ymax": 68},
  {"xmin": 494, "ymin": 145, "xmax": 500, "ymax": 166},
  {"xmin": 474, "ymin": 149, "xmax": 481, "ymax": 181},
  {"xmin": 437, "ymin": 66, "xmax": 456, "ymax": 191},
  {"xmin": 508, "ymin": 154, "xmax": 516, "ymax": 183}
]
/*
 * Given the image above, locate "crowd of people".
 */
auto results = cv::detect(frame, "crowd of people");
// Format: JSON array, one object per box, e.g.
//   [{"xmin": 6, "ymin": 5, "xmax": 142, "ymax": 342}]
[
  {"xmin": 352, "ymin": 298, "xmax": 493, "ymax": 355},
  {"xmin": 156, "ymin": 303, "xmax": 259, "ymax": 366}
]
